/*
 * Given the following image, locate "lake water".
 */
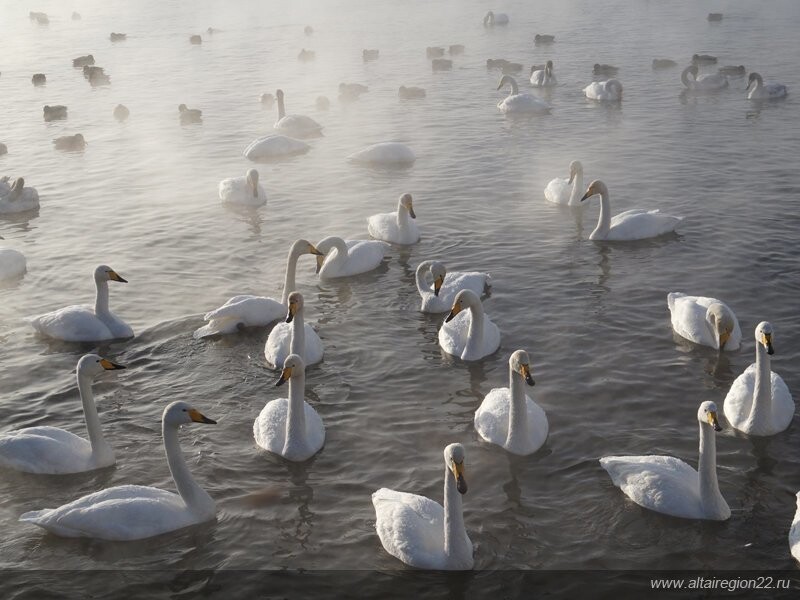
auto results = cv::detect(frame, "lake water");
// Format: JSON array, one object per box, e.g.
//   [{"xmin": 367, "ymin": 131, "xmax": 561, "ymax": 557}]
[{"xmin": 1, "ymin": 0, "xmax": 799, "ymax": 595}]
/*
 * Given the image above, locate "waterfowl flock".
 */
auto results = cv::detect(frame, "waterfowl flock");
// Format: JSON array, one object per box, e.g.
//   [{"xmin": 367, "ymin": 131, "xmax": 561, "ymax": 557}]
[{"xmin": 0, "ymin": 3, "xmax": 798, "ymax": 579}]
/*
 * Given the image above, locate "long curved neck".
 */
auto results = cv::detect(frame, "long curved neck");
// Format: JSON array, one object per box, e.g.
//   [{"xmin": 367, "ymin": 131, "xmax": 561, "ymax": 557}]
[
  {"xmin": 415, "ymin": 262, "xmax": 434, "ymax": 296},
  {"xmin": 464, "ymin": 301, "xmax": 485, "ymax": 358},
  {"xmin": 748, "ymin": 343, "xmax": 772, "ymax": 430},
  {"xmin": 326, "ymin": 239, "xmax": 349, "ymax": 273},
  {"xmin": 505, "ymin": 78, "xmax": 519, "ymax": 95},
  {"xmin": 568, "ymin": 169, "xmax": 584, "ymax": 206},
  {"xmin": 283, "ymin": 372, "xmax": 306, "ymax": 455},
  {"xmin": 697, "ymin": 422, "xmax": 724, "ymax": 517},
  {"xmin": 290, "ymin": 308, "xmax": 306, "ymax": 358},
  {"xmin": 163, "ymin": 422, "xmax": 215, "ymax": 515},
  {"xmin": 505, "ymin": 369, "xmax": 528, "ymax": 449},
  {"xmin": 752, "ymin": 75, "xmax": 763, "ymax": 92},
  {"xmin": 77, "ymin": 372, "xmax": 113, "ymax": 462},
  {"xmin": 681, "ymin": 67, "xmax": 695, "ymax": 88},
  {"xmin": 592, "ymin": 190, "xmax": 611, "ymax": 238},
  {"xmin": 281, "ymin": 246, "xmax": 303, "ymax": 305},
  {"xmin": 94, "ymin": 278, "xmax": 110, "ymax": 318},
  {"xmin": 443, "ymin": 469, "xmax": 469, "ymax": 563},
  {"xmin": 396, "ymin": 204, "xmax": 412, "ymax": 233},
  {"xmin": 277, "ymin": 94, "xmax": 286, "ymax": 119}
]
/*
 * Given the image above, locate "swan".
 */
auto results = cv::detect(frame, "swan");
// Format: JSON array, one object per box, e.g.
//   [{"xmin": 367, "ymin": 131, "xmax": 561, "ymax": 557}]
[
  {"xmin": 580, "ymin": 180, "xmax": 682, "ymax": 241},
  {"xmin": 315, "ymin": 236, "xmax": 387, "ymax": 279},
  {"xmin": 264, "ymin": 291, "xmax": 323, "ymax": 368},
  {"xmin": 483, "ymin": 11, "xmax": 509, "ymax": 26},
  {"xmin": 367, "ymin": 193, "xmax": 419, "ymax": 245},
  {"xmin": 529, "ymin": 60, "xmax": 557, "ymax": 87},
  {"xmin": 20, "ymin": 401, "xmax": 217, "ymax": 540},
  {"xmin": 497, "ymin": 75, "xmax": 551, "ymax": 114},
  {"xmin": 723, "ymin": 322, "xmax": 794, "ymax": 436},
  {"xmin": 274, "ymin": 89, "xmax": 322, "ymax": 138},
  {"xmin": 746, "ymin": 72, "xmax": 787, "ymax": 100},
  {"xmin": 600, "ymin": 401, "xmax": 731, "ymax": 521},
  {"xmin": 373, "ymin": 443, "xmax": 473, "ymax": 570},
  {"xmin": 583, "ymin": 79, "xmax": 623, "ymax": 101},
  {"xmin": 30, "ymin": 265, "xmax": 133, "ymax": 342},
  {"xmin": 0, "ymin": 246, "xmax": 26, "ymax": 280},
  {"xmin": 0, "ymin": 177, "xmax": 40, "ymax": 213},
  {"xmin": 348, "ymin": 142, "xmax": 415, "ymax": 166},
  {"xmin": 218, "ymin": 168, "xmax": 267, "ymax": 207},
  {"xmin": 544, "ymin": 160, "xmax": 583, "ymax": 206},
  {"xmin": 667, "ymin": 293, "xmax": 741, "ymax": 351},
  {"xmin": 0, "ymin": 355, "xmax": 125, "ymax": 474},
  {"xmin": 194, "ymin": 239, "xmax": 322, "ymax": 337},
  {"xmin": 791, "ymin": 493, "xmax": 800, "ymax": 562},
  {"xmin": 178, "ymin": 104, "xmax": 202, "ymax": 123},
  {"xmin": 244, "ymin": 135, "xmax": 310, "ymax": 161},
  {"xmin": 439, "ymin": 289, "xmax": 500, "ymax": 360},
  {"xmin": 253, "ymin": 354, "xmax": 324, "ymax": 462},
  {"xmin": 416, "ymin": 260, "xmax": 490, "ymax": 314},
  {"xmin": 474, "ymin": 350, "xmax": 548, "ymax": 455},
  {"xmin": 681, "ymin": 65, "xmax": 728, "ymax": 92}
]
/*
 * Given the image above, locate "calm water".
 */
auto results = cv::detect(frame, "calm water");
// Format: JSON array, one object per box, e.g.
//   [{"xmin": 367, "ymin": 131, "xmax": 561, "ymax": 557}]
[{"xmin": 1, "ymin": 0, "xmax": 799, "ymax": 593}]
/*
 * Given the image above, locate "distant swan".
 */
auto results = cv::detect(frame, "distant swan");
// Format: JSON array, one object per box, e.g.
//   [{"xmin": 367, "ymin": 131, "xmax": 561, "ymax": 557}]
[
  {"xmin": 315, "ymin": 236, "xmax": 388, "ymax": 279},
  {"xmin": 746, "ymin": 72, "xmax": 787, "ymax": 100},
  {"xmin": 667, "ymin": 293, "xmax": 741, "ymax": 351},
  {"xmin": 497, "ymin": 75, "xmax": 551, "ymax": 114},
  {"xmin": 20, "ymin": 401, "xmax": 217, "ymax": 540},
  {"xmin": 348, "ymin": 142, "xmax": 415, "ymax": 166},
  {"xmin": 439, "ymin": 289, "xmax": 500, "ymax": 360},
  {"xmin": 474, "ymin": 350, "xmax": 548, "ymax": 455},
  {"xmin": 0, "ymin": 355, "xmax": 125, "ymax": 474},
  {"xmin": 373, "ymin": 443, "xmax": 473, "ymax": 570},
  {"xmin": 416, "ymin": 260, "xmax": 490, "ymax": 314},
  {"xmin": 544, "ymin": 160, "xmax": 583, "ymax": 206},
  {"xmin": 30, "ymin": 265, "xmax": 133, "ymax": 342},
  {"xmin": 0, "ymin": 247, "xmax": 26, "ymax": 280},
  {"xmin": 583, "ymin": 79, "xmax": 623, "ymax": 101},
  {"xmin": 218, "ymin": 168, "xmax": 267, "ymax": 206},
  {"xmin": 723, "ymin": 322, "xmax": 794, "ymax": 436},
  {"xmin": 483, "ymin": 11, "xmax": 509, "ymax": 26},
  {"xmin": 600, "ymin": 401, "xmax": 731, "ymax": 521},
  {"xmin": 253, "ymin": 354, "xmax": 324, "ymax": 462},
  {"xmin": 264, "ymin": 291, "xmax": 323, "ymax": 368},
  {"xmin": 580, "ymin": 180, "xmax": 682, "ymax": 241},
  {"xmin": 274, "ymin": 89, "xmax": 322, "ymax": 138},
  {"xmin": 0, "ymin": 177, "xmax": 39, "ymax": 213},
  {"xmin": 367, "ymin": 193, "xmax": 419, "ymax": 245},
  {"xmin": 244, "ymin": 135, "xmax": 310, "ymax": 161},
  {"xmin": 681, "ymin": 65, "xmax": 728, "ymax": 92},
  {"xmin": 530, "ymin": 60, "xmax": 557, "ymax": 87}
]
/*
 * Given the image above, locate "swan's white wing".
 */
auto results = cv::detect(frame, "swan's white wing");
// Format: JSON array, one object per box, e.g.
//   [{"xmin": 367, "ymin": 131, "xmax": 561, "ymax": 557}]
[
  {"xmin": 348, "ymin": 142, "xmax": 416, "ymax": 165},
  {"xmin": 253, "ymin": 398, "xmax": 324, "ymax": 461},
  {"xmin": 478, "ymin": 316, "xmax": 501, "ymax": 358},
  {"xmin": 476, "ymin": 389, "xmax": 548, "ymax": 455},
  {"xmin": 264, "ymin": 322, "xmax": 323, "ymax": 368},
  {"xmin": 30, "ymin": 305, "xmax": 115, "ymax": 342},
  {"xmin": 667, "ymin": 293, "xmax": 741, "ymax": 350},
  {"xmin": 696, "ymin": 73, "xmax": 728, "ymax": 90},
  {"xmin": 530, "ymin": 70, "xmax": 545, "ymax": 86},
  {"xmin": 196, "ymin": 295, "xmax": 285, "ymax": 337},
  {"xmin": 439, "ymin": 271, "xmax": 491, "ymax": 306},
  {"xmin": 726, "ymin": 365, "xmax": 795, "ymax": 434},
  {"xmin": 606, "ymin": 209, "xmax": 682, "ymax": 240},
  {"xmin": 498, "ymin": 93, "xmax": 550, "ymax": 114},
  {"xmin": 219, "ymin": 176, "xmax": 267, "ymax": 207},
  {"xmin": 791, "ymin": 493, "xmax": 800, "ymax": 562},
  {"xmin": 0, "ymin": 188, "xmax": 40, "ymax": 213},
  {"xmin": 0, "ymin": 248, "xmax": 27, "ymax": 280},
  {"xmin": 321, "ymin": 240, "xmax": 387, "ymax": 278},
  {"xmin": 367, "ymin": 212, "xmax": 398, "ymax": 241},
  {"xmin": 275, "ymin": 114, "xmax": 322, "ymax": 137},
  {"xmin": 438, "ymin": 311, "xmax": 469, "ymax": 357},
  {"xmin": 544, "ymin": 177, "xmax": 571, "ymax": 205},
  {"xmin": 0, "ymin": 427, "xmax": 96, "ymax": 474},
  {"xmin": 244, "ymin": 135, "xmax": 310, "ymax": 160}
]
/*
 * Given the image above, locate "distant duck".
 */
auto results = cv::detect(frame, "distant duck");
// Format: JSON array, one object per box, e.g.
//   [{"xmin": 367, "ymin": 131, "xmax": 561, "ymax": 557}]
[
  {"xmin": 29, "ymin": 11, "xmax": 49, "ymax": 25},
  {"xmin": 348, "ymin": 142, "xmax": 415, "ymax": 166},
  {"xmin": 274, "ymin": 89, "xmax": 323, "ymax": 138},
  {"xmin": 432, "ymin": 58, "xmax": 453, "ymax": 72},
  {"xmin": 0, "ymin": 143, "xmax": 7, "ymax": 156},
  {"xmin": 746, "ymin": 72, "xmax": 787, "ymax": 100},
  {"xmin": 497, "ymin": 75, "xmax": 551, "ymax": 113},
  {"xmin": 109, "ymin": 32, "xmax": 127, "ymax": 42},
  {"xmin": 207, "ymin": 27, "xmax": 221, "ymax": 34},
  {"xmin": 529, "ymin": 60, "xmax": 557, "ymax": 87},
  {"xmin": 304, "ymin": 25, "xmax": 314, "ymax": 36},
  {"xmin": 484, "ymin": 11, "xmax": 509, "ymax": 26},
  {"xmin": 718, "ymin": 65, "xmax": 746, "ymax": 77},
  {"xmin": 534, "ymin": 34, "xmax": 555, "ymax": 45},
  {"xmin": 593, "ymin": 63, "xmax": 619, "ymax": 76},
  {"xmin": 652, "ymin": 59, "xmax": 678, "ymax": 69},
  {"xmin": 178, "ymin": 103, "xmax": 202, "ymax": 124},
  {"xmin": 72, "ymin": 11, "xmax": 81, "ymax": 20},
  {"xmin": 260, "ymin": 93, "xmax": 275, "ymax": 108},
  {"xmin": 692, "ymin": 54, "xmax": 717, "ymax": 65},
  {"xmin": 113, "ymin": 104, "xmax": 130, "ymax": 121},
  {"xmin": 707, "ymin": 13, "xmax": 723, "ymax": 22},
  {"xmin": 72, "ymin": 55, "xmax": 95, "ymax": 67},
  {"xmin": 363, "ymin": 49, "xmax": 379, "ymax": 61},
  {"xmin": 448, "ymin": 45, "xmax": 465, "ymax": 55},
  {"xmin": 53, "ymin": 134, "xmax": 86, "ymax": 151},
  {"xmin": 426, "ymin": 47, "xmax": 445, "ymax": 58},
  {"xmin": 399, "ymin": 85, "xmax": 426, "ymax": 99},
  {"xmin": 244, "ymin": 135, "xmax": 310, "ymax": 161},
  {"xmin": 367, "ymin": 193, "xmax": 420, "ymax": 245},
  {"xmin": 681, "ymin": 65, "xmax": 728, "ymax": 92},
  {"xmin": 189, "ymin": 34, "xmax": 202, "ymax": 45},
  {"xmin": 84, "ymin": 65, "xmax": 110, "ymax": 85},
  {"xmin": 339, "ymin": 82, "xmax": 368, "ymax": 102},
  {"xmin": 218, "ymin": 168, "xmax": 267, "ymax": 207},
  {"xmin": 43, "ymin": 105, "xmax": 67, "ymax": 121},
  {"xmin": 583, "ymin": 79, "xmax": 623, "ymax": 101},
  {"xmin": 0, "ymin": 177, "xmax": 40, "ymax": 213},
  {"xmin": 31, "ymin": 73, "xmax": 46, "ymax": 86},
  {"xmin": 298, "ymin": 48, "xmax": 315, "ymax": 61},
  {"xmin": 315, "ymin": 96, "xmax": 330, "ymax": 110}
]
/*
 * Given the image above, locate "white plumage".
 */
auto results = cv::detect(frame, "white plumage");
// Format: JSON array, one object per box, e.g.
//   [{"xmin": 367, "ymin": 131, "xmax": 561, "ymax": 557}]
[
  {"xmin": 584, "ymin": 79, "xmax": 623, "ymax": 101},
  {"xmin": 438, "ymin": 289, "xmax": 500, "ymax": 360},
  {"xmin": 0, "ymin": 177, "xmax": 40, "ymax": 213},
  {"xmin": 497, "ymin": 75, "xmax": 551, "ymax": 114},
  {"xmin": 315, "ymin": 236, "xmax": 388, "ymax": 279},
  {"xmin": 544, "ymin": 160, "xmax": 583, "ymax": 206},
  {"xmin": 415, "ymin": 260, "xmax": 490, "ymax": 314},
  {"xmin": 218, "ymin": 168, "xmax": 267, "ymax": 206},
  {"xmin": 348, "ymin": 142, "xmax": 416, "ymax": 166},
  {"xmin": 264, "ymin": 291, "xmax": 323, "ymax": 368},
  {"xmin": 667, "ymin": 292, "xmax": 741, "ymax": 351},
  {"xmin": 367, "ymin": 193, "xmax": 420, "ymax": 245}
]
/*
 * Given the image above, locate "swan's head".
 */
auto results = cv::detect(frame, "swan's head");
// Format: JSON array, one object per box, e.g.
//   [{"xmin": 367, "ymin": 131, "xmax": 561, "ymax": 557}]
[
  {"xmin": 685, "ymin": 65, "xmax": 699, "ymax": 80},
  {"xmin": 430, "ymin": 261, "xmax": 447, "ymax": 296},
  {"xmin": 286, "ymin": 291, "xmax": 304, "ymax": 323},
  {"xmin": 163, "ymin": 400, "xmax": 217, "ymax": 427},
  {"xmin": 698, "ymin": 401, "xmax": 722, "ymax": 432},
  {"xmin": 276, "ymin": 89, "xmax": 285, "ymax": 100},
  {"xmin": 568, "ymin": 160, "xmax": 582, "ymax": 183},
  {"xmin": 706, "ymin": 303, "xmax": 735, "ymax": 350},
  {"xmin": 399, "ymin": 193, "xmax": 415, "ymax": 219},
  {"xmin": 755, "ymin": 321, "xmax": 774, "ymax": 355},
  {"xmin": 510, "ymin": 350, "xmax": 535, "ymax": 386},
  {"xmin": 94, "ymin": 265, "xmax": 127, "ymax": 284},
  {"xmin": 496, "ymin": 74, "xmax": 517, "ymax": 92},
  {"xmin": 545, "ymin": 59, "xmax": 554, "ymax": 71},
  {"xmin": 77, "ymin": 353, "xmax": 126, "ymax": 378},
  {"xmin": 580, "ymin": 180, "xmax": 606, "ymax": 202},
  {"xmin": 444, "ymin": 443, "xmax": 468, "ymax": 494},
  {"xmin": 484, "ymin": 11, "xmax": 494, "ymax": 25},
  {"xmin": 178, "ymin": 104, "xmax": 188, "ymax": 113},
  {"xmin": 276, "ymin": 354, "xmax": 306, "ymax": 386},
  {"xmin": 246, "ymin": 168, "xmax": 260, "ymax": 197},
  {"xmin": 444, "ymin": 289, "xmax": 480, "ymax": 323},
  {"xmin": 746, "ymin": 72, "xmax": 762, "ymax": 89},
  {"xmin": 9, "ymin": 177, "xmax": 25, "ymax": 194}
]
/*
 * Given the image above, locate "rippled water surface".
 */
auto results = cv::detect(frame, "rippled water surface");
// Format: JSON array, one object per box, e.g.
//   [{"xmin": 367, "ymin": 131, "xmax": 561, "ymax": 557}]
[{"xmin": 1, "ymin": 0, "xmax": 799, "ymax": 592}]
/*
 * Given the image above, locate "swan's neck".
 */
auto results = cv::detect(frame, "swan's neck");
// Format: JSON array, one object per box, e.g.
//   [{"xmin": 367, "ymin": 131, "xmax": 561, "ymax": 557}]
[
  {"xmin": 94, "ymin": 279, "xmax": 111, "ymax": 318},
  {"xmin": 591, "ymin": 191, "xmax": 612, "ymax": 239},
  {"xmin": 277, "ymin": 94, "xmax": 286, "ymax": 120},
  {"xmin": 289, "ymin": 308, "xmax": 306, "ymax": 359},
  {"xmin": 568, "ymin": 170, "xmax": 584, "ymax": 206},
  {"xmin": 325, "ymin": 239, "xmax": 349, "ymax": 274},
  {"xmin": 281, "ymin": 247, "xmax": 302, "ymax": 305},
  {"xmin": 163, "ymin": 422, "xmax": 215, "ymax": 516},
  {"xmin": 443, "ymin": 468, "xmax": 470, "ymax": 565},
  {"xmin": 507, "ymin": 79, "xmax": 519, "ymax": 95},
  {"xmin": 396, "ymin": 204, "xmax": 412, "ymax": 233},
  {"xmin": 697, "ymin": 422, "xmax": 725, "ymax": 518},
  {"xmin": 415, "ymin": 262, "xmax": 434, "ymax": 297},
  {"xmin": 748, "ymin": 343, "xmax": 773, "ymax": 430},
  {"xmin": 283, "ymin": 372, "xmax": 307, "ymax": 456},
  {"xmin": 463, "ymin": 302, "xmax": 485, "ymax": 358},
  {"xmin": 505, "ymin": 370, "xmax": 529, "ymax": 450},
  {"xmin": 681, "ymin": 68, "xmax": 694, "ymax": 88},
  {"xmin": 77, "ymin": 372, "xmax": 113, "ymax": 464}
]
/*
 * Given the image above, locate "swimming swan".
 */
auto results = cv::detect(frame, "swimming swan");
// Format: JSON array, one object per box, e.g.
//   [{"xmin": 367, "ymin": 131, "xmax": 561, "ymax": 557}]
[
  {"xmin": 0, "ymin": 355, "xmax": 125, "ymax": 474},
  {"xmin": 483, "ymin": 11, "xmax": 509, "ymax": 26},
  {"xmin": 348, "ymin": 142, "xmax": 416, "ymax": 166},
  {"xmin": 667, "ymin": 293, "xmax": 741, "ymax": 351},
  {"xmin": 583, "ymin": 79, "xmax": 623, "ymax": 101},
  {"xmin": 367, "ymin": 193, "xmax": 420, "ymax": 245},
  {"xmin": 497, "ymin": 75, "xmax": 551, "ymax": 114},
  {"xmin": 474, "ymin": 350, "xmax": 548, "ymax": 455},
  {"xmin": 580, "ymin": 180, "xmax": 682, "ymax": 241},
  {"xmin": 264, "ymin": 291, "xmax": 323, "ymax": 368},
  {"xmin": 20, "ymin": 401, "xmax": 217, "ymax": 540},
  {"xmin": 681, "ymin": 65, "xmax": 728, "ymax": 93},
  {"xmin": 746, "ymin": 72, "xmax": 787, "ymax": 100},
  {"xmin": 274, "ymin": 89, "xmax": 322, "ymax": 138},
  {"xmin": 600, "ymin": 401, "xmax": 731, "ymax": 521},
  {"xmin": 791, "ymin": 493, "xmax": 800, "ymax": 562},
  {"xmin": 244, "ymin": 135, "xmax": 310, "ymax": 161},
  {"xmin": 30, "ymin": 265, "xmax": 133, "ymax": 342},
  {"xmin": 373, "ymin": 443, "xmax": 473, "ymax": 570},
  {"xmin": 544, "ymin": 160, "xmax": 583, "ymax": 206},
  {"xmin": 0, "ymin": 177, "xmax": 40, "ymax": 213},
  {"xmin": 530, "ymin": 60, "xmax": 557, "ymax": 87},
  {"xmin": 0, "ymin": 247, "xmax": 26, "ymax": 280},
  {"xmin": 723, "ymin": 322, "xmax": 794, "ymax": 436},
  {"xmin": 218, "ymin": 168, "xmax": 267, "ymax": 206},
  {"xmin": 253, "ymin": 354, "xmax": 324, "ymax": 462},
  {"xmin": 195, "ymin": 239, "xmax": 323, "ymax": 337},
  {"xmin": 439, "ymin": 289, "xmax": 500, "ymax": 360},
  {"xmin": 416, "ymin": 261, "xmax": 490, "ymax": 314},
  {"xmin": 315, "ymin": 236, "xmax": 388, "ymax": 279}
]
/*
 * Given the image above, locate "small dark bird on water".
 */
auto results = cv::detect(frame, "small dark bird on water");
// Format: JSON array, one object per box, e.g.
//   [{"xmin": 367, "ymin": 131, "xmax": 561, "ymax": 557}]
[
  {"xmin": 113, "ymin": 104, "xmax": 130, "ymax": 121},
  {"xmin": 32, "ymin": 73, "xmax": 46, "ymax": 86},
  {"xmin": 53, "ymin": 134, "xmax": 86, "ymax": 151},
  {"xmin": 43, "ymin": 105, "xmax": 67, "ymax": 121},
  {"xmin": 178, "ymin": 104, "xmax": 202, "ymax": 124},
  {"xmin": 73, "ymin": 54, "xmax": 94, "ymax": 67},
  {"xmin": 110, "ymin": 32, "xmax": 127, "ymax": 42}
]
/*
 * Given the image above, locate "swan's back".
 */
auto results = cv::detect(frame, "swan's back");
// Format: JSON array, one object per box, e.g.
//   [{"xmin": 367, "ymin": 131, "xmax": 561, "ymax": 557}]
[
  {"xmin": 253, "ymin": 397, "xmax": 325, "ymax": 461},
  {"xmin": 275, "ymin": 114, "xmax": 322, "ymax": 137},
  {"xmin": 30, "ymin": 305, "xmax": 116, "ymax": 342},
  {"xmin": 319, "ymin": 240, "xmax": 387, "ymax": 278},
  {"xmin": 0, "ymin": 426, "xmax": 94, "ymax": 474},
  {"xmin": 196, "ymin": 295, "xmax": 286, "ymax": 338},
  {"xmin": 264, "ymin": 322, "xmax": 324, "ymax": 368},
  {"xmin": 218, "ymin": 175, "xmax": 267, "ymax": 206},
  {"xmin": 498, "ymin": 93, "xmax": 550, "ymax": 114},
  {"xmin": 348, "ymin": 142, "xmax": 415, "ymax": 165},
  {"xmin": 367, "ymin": 212, "xmax": 419, "ymax": 244},
  {"xmin": 244, "ymin": 135, "xmax": 310, "ymax": 160},
  {"xmin": 667, "ymin": 293, "xmax": 742, "ymax": 350},
  {"xmin": 604, "ymin": 209, "xmax": 682, "ymax": 240}
]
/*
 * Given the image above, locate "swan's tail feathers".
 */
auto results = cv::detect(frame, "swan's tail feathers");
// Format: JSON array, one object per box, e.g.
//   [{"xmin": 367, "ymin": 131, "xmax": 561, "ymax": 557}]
[
  {"xmin": 19, "ymin": 509, "xmax": 46, "ymax": 523},
  {"xmin": 193, "ymin": 319, "xmax": 238, "ymax": 339}
]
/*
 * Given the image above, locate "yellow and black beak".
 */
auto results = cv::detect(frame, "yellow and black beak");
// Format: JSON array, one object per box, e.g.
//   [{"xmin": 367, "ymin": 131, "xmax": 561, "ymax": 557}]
[
  {"xmin": 762, "ymin": 333, "xmax": 774, "ymax": 355},
  {"xmin": 450, "ymin": 461, "xmax": 468, "ymax": 494},
  {"xmin": 99, "ymin": 358, "xmax": 126, "ymax": 370},
  {"xmin": 308, "ymin": 244, "xmax": 324, "ymax": 257},
  {"xmin": 520, "ymin": 364, "xmax": 535, "ymax": 386},
  {"xmin": 707, "ymin": 410, "xmax": 721, "ymax": 432},
  {"xmin": 433, "ymin": 275, "xmax": 444, "ymax": 297},
  {"xmin": 188, "ymin": 408, "xmax": 217, "ymax": 425},
  {"xmin": 444, "ymin": 302, "xmax": 462, "ymax": 323},
  {"xmin": 286, "ymin": 301, "xmax": 298, "ymax": 323},
  {"xmin": 276, "ymin": 366, "xmax": 293, "ymax": 387},
  {"xmin": 408, "ymin": 204, "xmax": 416, "ymax": 219},
  {"xmin": 108, "ymin": 270, "xmax": 128, "ymax": 283},
  {"xmin": 718, "ymin": 329, "xmax": 731, "ymax": 350},
  {"xmin": 580, "ymin": 188, "xmax": 594, "ymax": 202}
]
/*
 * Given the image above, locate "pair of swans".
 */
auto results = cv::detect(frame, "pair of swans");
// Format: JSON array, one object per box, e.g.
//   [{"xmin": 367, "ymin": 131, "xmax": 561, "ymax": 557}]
[
  {"xmin": 273, "ymin": 89, "xmax": 322, "ymax": 138},
  {"xmin": 0, "ymin": 244, "xmax": 26, "ymax": 280},
  {"xmin": 416, "ymin": 261, "xmax": 490, "ymax": 314},
  {"xmin": 544, "ymin": 160, "xmax": 584, "ymax": 206},
  {"xmin": 0, "ymin": 177, "xmax": 40, "ymax": 213},
  {"xmin": 583, "ymin": 79, "xmax": 623, "ymax": 101},
  {"xmin": 496, "ymin": 75, "xmax": 551, "ymax": 114},
  {"xmin": 20, "ymin": 401, "xmax": 217, "ymax": 540},
  {"xmin": 367, "ymin": 193, "xmax": 420, "ymax": 245},
  {"xmin": 264, "ymin": 291, "xmax": 324, "ymax": 368},
  {"xmin": 746, "ymin": 72, "xmax": 787, "ymax": 100},
  {"xmin": 681, "ymin": 65, "xmax": 728, "ymax": 93},
  {"xmin": 529, "ymin": 60, "xmax": 557, "ymax": 87},
  {"xmin": 30, "ymin": 265, "xmax": 134, "ymax": 342},
  {"xmin": 348, "ymin": 142, "xmax": 416, "ymax": 166},
  {"xmin": 218, "ymin": 168, "xmax": 267, "ymax": 206},
  {"xmin": 668, "ymin": 292, "xmax": 741, "ymax": 351},
  {"xmin": 439, "ymin": 289, "xmax": 500, "ymax": 360}
]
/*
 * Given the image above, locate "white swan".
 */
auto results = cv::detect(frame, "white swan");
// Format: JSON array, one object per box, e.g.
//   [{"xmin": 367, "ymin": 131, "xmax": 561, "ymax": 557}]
[
  {"xmin": 791, "ymin": 492, "xmax": 800, "ymax": 562},
  {"xmin": 746, "ymin": 72, "xmax": 787, "ymax": 100},
  {"xmin": 373, "ymin": 443, "xmax": 473, "ymax": 570},
  {"xmin": 0, "ymin": 355, "xmax": 125, "ymax": 474},
  {"xmin": 580, "ymin": 180, "xmax": 682, "ymax": 241},
  {"xmin": 474, "ymin": 350, "xmax": 548, "ymax": 455},
  {"xmin": 315, "ymin": 235, "xmax": 388, "ymax": 279},
  {"xmin": 218, "ymin": 168, "xmax": 267, "ymax": 206},
  {"xmin": 264, "ymin": 291, "xmax": 323, "ymax": 368},
  {"xmin": 723, "ymin": 322, "xmax": 794, "ymax": 436},
  {"xmin": 583, "ymin": 79, "xmax": 623, "ymax": 101},
  {"xmin": 544, "ymin": 160, "xmax": 583, "ymax": 206},
  {"xmin": 0, "ymin": 177, "xmax": 40, "ymax": 213},
  {"xmin": 253, "ymin": 354, "xmax": 324, "ymax": 462},
  {"xmin": 483, "ymin": 11, "xmax": 509, "ymax": 26},
  {"xmin": 600, "ymin": 401, "xmax": 731, "ymax": 521},
  {"xmin": 367, "ymin": 193, "xmax": 420, "ymax": 245},
  {"xmin": 195, "ymin": 239, "xmax": 322, "ymax": 337},
  {"xmin": 667, "ymin": 292, "xmax": 741, "ymax": 351},
  {"xmin": 273, "ymin": 89, "xmax": 322, "ymax": 138},
  {"xmin": 20, "ymin": 401, "xmax": 217, "ymax": 540},
  {"xmin": 681, "ymin": 65, "xmax": 728, "ymax": 93},
  {"xmin": 0, "ymin": 246, "xmax": 26, "ymax": 280},
  {"xmin": 244, "ymin": 135, "xmax": 310, "ymax": 161},
  {"xmin": 416, "ymin": 260, "xmax": 490, "ymax": 314},
  {"xmin": 30, "ymin": 265, "xmax": 133, "ymax": 342},
  {"xmin": 439, "ymin": 289, "xmax": 500, "ymax": 360},
  {"xmin": 496, "ymin": 75, "xmax": 551, "ymax": 114},
  {"xmin": 348, "ymin": 142, "xmax": 416, "ymax": 166},
  {"xmin": 530, "ymin": 60, "xmax": 557, "ymax": 87}
]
